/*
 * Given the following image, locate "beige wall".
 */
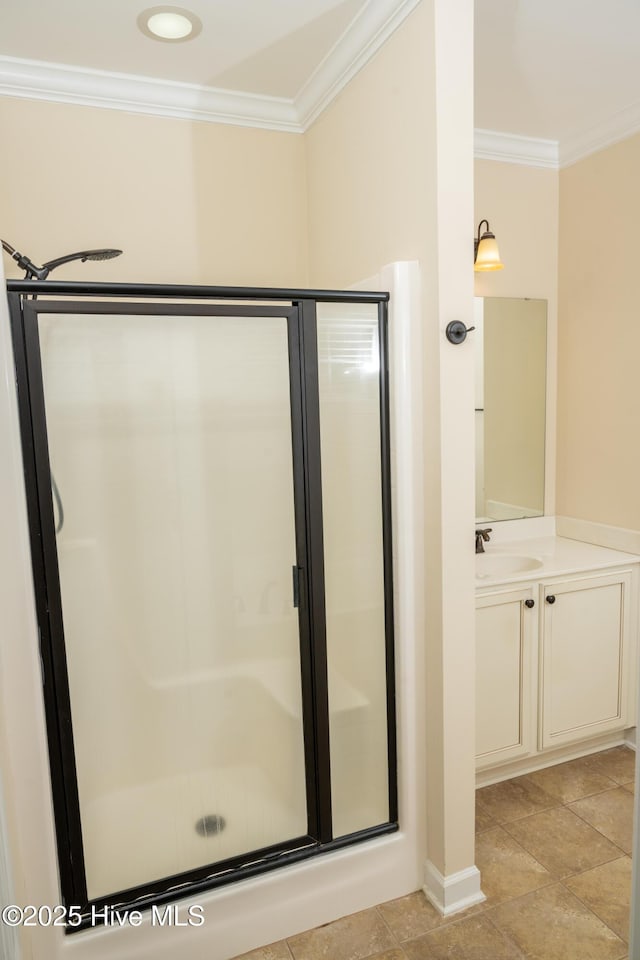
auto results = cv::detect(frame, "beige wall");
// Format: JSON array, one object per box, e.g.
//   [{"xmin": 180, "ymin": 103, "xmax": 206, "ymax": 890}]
[
  {"xmin": 557, "ymin": 132, "xmax": 640, "ymax": 531},
  {"xmin": 305, "ymin": 6, "xmax": 436, "ymax": 288},
  {"xmin": 0, "ymin": 0, "xmax": 480, "ymax": 948},
  {"xmin": 474, "ymin": 159, "xmax": 559, "ymax": 516},
  {"xmin": 474, "ymin": 160, "xmax": 559, "ymax": 303},
  {"xmin": 307, "ymin": 0, "xmax": 477, "ymax": 885},
  {"xmin": 0, "ymin": 97, "xmax": 309, "ymax": 286}
]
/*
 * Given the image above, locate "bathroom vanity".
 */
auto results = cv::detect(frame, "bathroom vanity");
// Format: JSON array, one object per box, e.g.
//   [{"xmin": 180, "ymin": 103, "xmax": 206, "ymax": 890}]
[{"xmin": 475, "ymin": 535, "xmax": 640, "ymax": 785}]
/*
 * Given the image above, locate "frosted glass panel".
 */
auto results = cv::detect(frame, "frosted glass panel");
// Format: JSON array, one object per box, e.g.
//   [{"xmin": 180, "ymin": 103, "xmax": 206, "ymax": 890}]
[
  {"xmin": 39, "ymin": 312, "xmax": 307, "ymax": 899},
  {"xmin": 317, "ymin": 304, "xmax": 390, "ymax": 838}
]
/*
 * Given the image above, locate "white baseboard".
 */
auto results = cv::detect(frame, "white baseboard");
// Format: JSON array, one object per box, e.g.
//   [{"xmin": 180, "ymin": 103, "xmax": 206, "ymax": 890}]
[{"xmin": 423, "ymin": 861, "xmax": 486, "ymax": 917}]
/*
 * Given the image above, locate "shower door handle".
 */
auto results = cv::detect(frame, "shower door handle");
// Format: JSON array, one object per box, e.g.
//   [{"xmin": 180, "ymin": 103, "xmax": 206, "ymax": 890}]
[{"xmin": 292, "ymin": 565, "xmax": 301, "ymax": 608}]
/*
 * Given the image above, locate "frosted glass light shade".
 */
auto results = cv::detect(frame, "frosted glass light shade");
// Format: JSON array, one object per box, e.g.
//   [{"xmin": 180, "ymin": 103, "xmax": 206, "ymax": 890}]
[
  {"xmin": 474, "ymin": 235, "xmax": 504, "ymax": 272},
  {"xmin": 147, "ymin": 12, "xmax": 193, "ymax": 38},
  {"xmin": 138, "ymin": 7, "xmax": 202, "ymax": 42}
]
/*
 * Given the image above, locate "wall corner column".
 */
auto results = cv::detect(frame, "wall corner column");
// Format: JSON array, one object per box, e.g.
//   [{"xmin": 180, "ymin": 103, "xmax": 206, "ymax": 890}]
[{"xmin": 422, "ymin": 0, "xmax": 482, "ymax": 915}]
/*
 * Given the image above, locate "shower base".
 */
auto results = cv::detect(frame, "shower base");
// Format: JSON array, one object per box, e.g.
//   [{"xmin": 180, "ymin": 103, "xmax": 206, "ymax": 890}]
[{"xmin": 81, "ymin": 761, "xmax": 305, "ymax": 901}]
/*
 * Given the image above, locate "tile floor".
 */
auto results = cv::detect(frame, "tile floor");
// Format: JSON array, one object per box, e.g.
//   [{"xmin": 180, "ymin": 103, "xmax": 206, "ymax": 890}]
[{"xmin": 233, "ymin": 745, "xmax": 636, "ymax": 960}]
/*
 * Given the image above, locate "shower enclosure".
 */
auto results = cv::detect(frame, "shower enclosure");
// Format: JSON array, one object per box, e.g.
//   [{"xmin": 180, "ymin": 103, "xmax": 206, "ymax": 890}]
[{"xmin": 8, "ymin": 281, "xmax": 396, "ymax": 927}]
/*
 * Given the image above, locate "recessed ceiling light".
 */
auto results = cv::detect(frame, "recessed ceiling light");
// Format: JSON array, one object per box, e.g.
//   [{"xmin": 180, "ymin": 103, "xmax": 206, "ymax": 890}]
[{"xmin": 138, "ymin": 6, "xmax": 202, "ymax": 42}]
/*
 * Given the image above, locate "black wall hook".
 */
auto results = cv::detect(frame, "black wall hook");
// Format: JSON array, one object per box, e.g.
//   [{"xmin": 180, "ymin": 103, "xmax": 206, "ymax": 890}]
[{"xmin": 445, "ymin": 320, "xmax": 475, "ymax": 344}]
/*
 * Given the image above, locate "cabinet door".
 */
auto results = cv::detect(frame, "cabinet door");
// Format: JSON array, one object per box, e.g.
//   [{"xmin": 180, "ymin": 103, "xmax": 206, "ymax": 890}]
[
  {"xmin": 476, "ymin": 586, "xmax": 536, "ymax": 769},
  {"xmin": 540, "ymin": 570, "xmax": 632, "ymax": 750}
]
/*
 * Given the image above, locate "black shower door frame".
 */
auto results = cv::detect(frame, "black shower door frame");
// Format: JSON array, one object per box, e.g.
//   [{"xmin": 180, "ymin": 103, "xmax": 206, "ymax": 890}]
[{"xmin": 7, "ymin": 281, "xmax": 397, "ymax": 930}]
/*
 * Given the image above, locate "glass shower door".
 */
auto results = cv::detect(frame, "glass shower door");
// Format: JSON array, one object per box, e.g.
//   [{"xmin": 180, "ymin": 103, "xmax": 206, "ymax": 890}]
[
  {"xmin": 10, "ymin": 284, "xmax": 397, "ymax": 922},
  {"xmin": 34, "ymin": 306, "xmax": 309, "ymax": 899}
]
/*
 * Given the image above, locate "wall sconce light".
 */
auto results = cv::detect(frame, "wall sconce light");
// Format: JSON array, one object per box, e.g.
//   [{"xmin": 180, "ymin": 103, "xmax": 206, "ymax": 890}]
[{"xmin": 474, "ymin": 220, "xmax": 504, "ymax": 272}]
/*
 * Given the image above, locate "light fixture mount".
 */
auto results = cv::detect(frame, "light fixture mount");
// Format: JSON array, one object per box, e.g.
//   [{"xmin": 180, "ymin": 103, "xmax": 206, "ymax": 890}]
[
  {"xmin": 138, "ymin": 6, "xmax": 202, "ymax": 42},
  {"xmin": 474, "ymin": 219, "xmax": 504, "ymax": 272}
]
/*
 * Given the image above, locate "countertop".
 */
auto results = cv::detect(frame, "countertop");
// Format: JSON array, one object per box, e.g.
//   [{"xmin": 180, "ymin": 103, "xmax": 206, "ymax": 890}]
[{"xmin": 476, "ymin": 535, "xmax": 640, "ymax": 589}]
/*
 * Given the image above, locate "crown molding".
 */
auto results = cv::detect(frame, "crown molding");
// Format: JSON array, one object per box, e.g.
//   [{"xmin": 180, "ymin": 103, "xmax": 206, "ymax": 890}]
[
  {"xmin": 0, "ymin": 1, "xmax": 421, "ymax": 133},
  {"xmin": 4, "ymin": 28, "xmax": 638, "ymax": 166},
  {"xmin": 474, "ymin": 128, "xmax": 559, "ymax": 169},
  {"xmin": 476, "ymin": 110, "xmax": 640, "ymax": 171},
  {"xmin": 296, "ymin": 0, "xmax": 422, "ymax": 130},
  {"xmin": 0, "ymin": 55, "xmax": 300, "ymax": 131},
  {"xmin": 559, "ymin": 100, "xmax": 640, "ymax": 167}
]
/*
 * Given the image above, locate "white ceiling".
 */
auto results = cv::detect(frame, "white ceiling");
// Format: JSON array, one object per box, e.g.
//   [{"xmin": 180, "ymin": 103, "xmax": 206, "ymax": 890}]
[
  {"xmin": 0, "ymin": 0, "xmax": 639, "ymax": 162},
  {"xmin": 0, "ymin": 0, "xmax": 367, "ymax": 98},
  {"xmin": 0, "ymin": 0, "xmax": 419, "ymax": 131},
  {"xmin": 475, "ymin": 0, "xmax": 640, "ymax": 162}
]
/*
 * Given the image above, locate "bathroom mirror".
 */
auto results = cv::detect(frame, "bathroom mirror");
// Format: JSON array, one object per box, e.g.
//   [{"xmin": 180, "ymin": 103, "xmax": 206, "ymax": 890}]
[{"xmin": 475, "ymin": 297, "xmax": 547, "ymax": 522}]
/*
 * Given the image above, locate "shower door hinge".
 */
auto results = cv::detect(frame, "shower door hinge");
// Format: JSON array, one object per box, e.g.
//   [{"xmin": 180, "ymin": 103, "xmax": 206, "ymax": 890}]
[
  {"xmin": 38, "ymin": 628, "xmax": 45, "ymax": 687},
  {"xmin": 292, "ymin": 565, "xmax": 301, "ymax": 608}
]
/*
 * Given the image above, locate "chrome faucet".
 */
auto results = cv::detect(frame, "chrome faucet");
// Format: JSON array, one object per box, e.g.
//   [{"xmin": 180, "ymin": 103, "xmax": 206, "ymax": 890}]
[{"xmin": 475, "ymin": 527, "xmax": 492, "ymax": 554}]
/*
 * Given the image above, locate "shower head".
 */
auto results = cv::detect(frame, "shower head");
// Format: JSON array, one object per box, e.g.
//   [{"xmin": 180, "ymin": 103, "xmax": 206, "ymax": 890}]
[
  {"xmin": 1, "ymin": 239, "xmax": 123, "ymax": 279},
  {"xmin": 42, "ymin": 248, "xmax": 123, "ymax": 271},
  {"xmin": 85, "ymin": 249, "xmax": 121, "ymax": 261}
]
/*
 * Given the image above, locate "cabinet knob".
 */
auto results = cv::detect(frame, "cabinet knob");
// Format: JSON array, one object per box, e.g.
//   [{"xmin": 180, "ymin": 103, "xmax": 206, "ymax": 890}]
[
  {"xmin": 546, "ymin": 595, "xmax": 556, "ymax": 604},
  {"xmin": 524, "ymin": 598, "xmax": 535, "ymax": 608}
]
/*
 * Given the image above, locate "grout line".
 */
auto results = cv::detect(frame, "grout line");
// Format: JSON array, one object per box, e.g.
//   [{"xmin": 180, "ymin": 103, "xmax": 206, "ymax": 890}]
[
  {"xmin": 559, "ymin": 847, "xmax": 629, "ymax": 877},
  {"xmin": 476, "ymin": 773, "xmax": 563, "ymax": 826},
  {"xmin": 520, "ymin": 769, "xmax": 619, "ymax": 799},
  {"xmin": 481, "ymin": 881, "xmax": 562, "ymax": 919},
  {"xmin": 484, "ymin": 880, "xmax": 625, "ymax": 958},
  {"xmin": 480, "ymin": 805, "xmax": 560, "ymax": 828},
  {"xmin": 486, "ymin": 781, "xmax": 631, "ymax": 849},
  {"xmin": 481, "ymin": 786, "xmax": 632, "ymax": 866},
  {"xmin": 474, "ymin": 754, "xmax": 636, "ymax": 956},
  {"xmin": 563, "ymin": 791, "xmax": 632, "ymax": 857},
  {"xmin": 558, "ymin": 875, "xmax": 630, "ymax": 947},
  {"xmin": 499, "ymin": 813, "xmax": 629, "ymax": 878},
  {"xmin": 566, "ymin": 784, "xmax": 632, "ymax": 803},
  {"xmin": 394, "ymin": 903, "xmax": 487, "ymax": 947},
  {"xmin": 373, "ymin": 903, "xmax": 402, "ymax": 946},
  {"xmin": 483, "ymin": 912, "xmax": 528, "ymax": 959},
  {"xmin": 481, "ymin": 823, "xmax": 557, "ymax": 889},
  {"xmin": 561, "ymin": 781, "xmax": 627, "ymax": 802},
  {"xmin": 477, "ymin": 752, "xmax": 635, "ymax": 956}
]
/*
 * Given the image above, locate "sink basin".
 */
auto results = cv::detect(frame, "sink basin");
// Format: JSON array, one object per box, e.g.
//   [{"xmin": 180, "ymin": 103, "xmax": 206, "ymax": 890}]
[{"xmin": 476, "ymin": 553, "xmax": 543, "ymax": 580}]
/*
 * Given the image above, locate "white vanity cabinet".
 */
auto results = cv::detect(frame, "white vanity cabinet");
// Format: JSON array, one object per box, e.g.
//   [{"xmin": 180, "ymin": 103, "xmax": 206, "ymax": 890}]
[
  {"xmin": 539, "ymin": 569, "xmax": 633, "ymax": 750},
  {"xmin": 475, "ymin": 537, "xmax": 639, "ymax": 777},
  {"xmin": 476, "ymin": 584, "xmax": 537, "ymax": 770}
]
